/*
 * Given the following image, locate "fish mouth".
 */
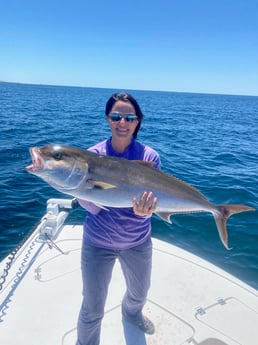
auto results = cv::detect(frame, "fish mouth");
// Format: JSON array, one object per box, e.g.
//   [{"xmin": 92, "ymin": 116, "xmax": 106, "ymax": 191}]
[{"xmin": 26, "ymin": 147, "xmax": 46, "ymax": 172}]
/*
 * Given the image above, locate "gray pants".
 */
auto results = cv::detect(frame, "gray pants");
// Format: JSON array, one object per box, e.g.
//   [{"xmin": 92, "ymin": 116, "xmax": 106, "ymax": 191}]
[{"xmin": 76, "ymin": 238, "xmax": 152, "ymax": 345}]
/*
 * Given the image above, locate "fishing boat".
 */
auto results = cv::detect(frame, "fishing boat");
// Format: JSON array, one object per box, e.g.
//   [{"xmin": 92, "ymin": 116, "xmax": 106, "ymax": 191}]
[{"xmin": 0, "ymin": 198, "xmax": 257, "ymax": 345}]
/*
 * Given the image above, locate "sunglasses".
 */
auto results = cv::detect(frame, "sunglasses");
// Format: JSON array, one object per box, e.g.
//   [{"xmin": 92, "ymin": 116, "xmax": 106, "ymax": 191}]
[{"xmin": 108, "ymin": 113, "xmax": 139, "ymax": 123}]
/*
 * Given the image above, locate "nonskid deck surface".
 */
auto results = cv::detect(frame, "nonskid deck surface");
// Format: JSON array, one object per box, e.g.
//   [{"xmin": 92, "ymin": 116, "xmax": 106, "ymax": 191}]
[{"xmin": 1, "ymin": 224, "xmax": 258, "ymax": 345}]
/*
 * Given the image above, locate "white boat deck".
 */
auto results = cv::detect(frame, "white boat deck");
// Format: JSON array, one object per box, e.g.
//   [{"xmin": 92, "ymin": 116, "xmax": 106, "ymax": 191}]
[{"xmin": 0, "ymin": 199, "xmax": 257, "ymax": 345}]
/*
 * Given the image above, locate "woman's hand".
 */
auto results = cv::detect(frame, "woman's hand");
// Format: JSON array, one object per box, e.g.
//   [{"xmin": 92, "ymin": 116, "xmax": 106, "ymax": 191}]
[{"xmin": 132, "ymin": 191, "xmax": 158, "ymax": 216}]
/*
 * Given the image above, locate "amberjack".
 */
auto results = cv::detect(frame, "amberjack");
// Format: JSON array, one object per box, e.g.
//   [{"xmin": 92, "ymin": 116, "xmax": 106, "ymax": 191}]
[{"xmin": 26, "ymin": 144, "xmax": 254, "ymax": 249}]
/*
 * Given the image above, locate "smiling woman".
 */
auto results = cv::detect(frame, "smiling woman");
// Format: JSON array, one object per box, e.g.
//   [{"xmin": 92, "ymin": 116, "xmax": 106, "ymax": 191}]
[{"xmin": 75, "ymin": 92, "xmax": 161, "ymax": 345}]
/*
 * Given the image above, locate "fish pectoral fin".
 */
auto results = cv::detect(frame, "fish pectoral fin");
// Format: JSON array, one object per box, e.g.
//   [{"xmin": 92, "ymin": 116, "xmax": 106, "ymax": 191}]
[
  {"xmin": 87, "ymin": 179, "xmax": 117, "ymax": 189},
  {"xmin": 155, "ymin": 212, "xmax": 173, "ymax": 224}
]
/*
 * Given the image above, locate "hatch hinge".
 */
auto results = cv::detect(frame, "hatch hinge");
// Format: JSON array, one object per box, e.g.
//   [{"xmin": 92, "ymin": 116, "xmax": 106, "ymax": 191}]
[
  {"xmin": 196, "ymin": 307, "xmax": 206, "ymax": 316},
  {"xmin": 217, "ymin": 298, "xmax": 227, "ymax": 305}
]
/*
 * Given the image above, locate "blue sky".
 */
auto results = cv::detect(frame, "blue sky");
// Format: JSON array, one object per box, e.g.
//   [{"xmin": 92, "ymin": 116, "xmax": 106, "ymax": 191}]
[{"xmin": 1, "ymin": 0, "xmax": 257, "ymax": 95}]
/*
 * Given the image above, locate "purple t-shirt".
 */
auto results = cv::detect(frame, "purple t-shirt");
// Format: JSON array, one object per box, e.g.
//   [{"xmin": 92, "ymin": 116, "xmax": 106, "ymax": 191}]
[{"xmin": 78, "ymin": 138, "xmax": 160, "ymax": 250}]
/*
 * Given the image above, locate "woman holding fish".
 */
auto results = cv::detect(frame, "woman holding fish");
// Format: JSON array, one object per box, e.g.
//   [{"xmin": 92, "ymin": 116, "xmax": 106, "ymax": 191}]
[{"xmin": 76, "ymin": 93, "xmax": 160, "ymax": 345}]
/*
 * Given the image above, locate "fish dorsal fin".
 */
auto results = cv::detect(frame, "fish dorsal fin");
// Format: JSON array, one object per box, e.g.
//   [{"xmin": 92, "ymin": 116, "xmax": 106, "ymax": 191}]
[
  {"xmin": 87, "ymin": 179, "xmax": 117, "ymax": 189},
  {"xmin": 155, "ymin": 212, "xmax": 173, "ymax": 224},
  {"xmin": 132, "ymin": 160, "xmax": 154, "ymax": 168}
]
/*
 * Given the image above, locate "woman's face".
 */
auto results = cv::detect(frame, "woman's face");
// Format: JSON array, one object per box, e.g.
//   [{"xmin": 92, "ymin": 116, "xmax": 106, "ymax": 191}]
[{"xmin": 106, "ymin": 101, "xmax": 139, "ymax": 140}]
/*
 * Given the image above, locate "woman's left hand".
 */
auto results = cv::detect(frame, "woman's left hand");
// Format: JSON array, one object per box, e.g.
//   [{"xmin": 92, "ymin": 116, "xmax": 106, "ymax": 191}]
[{"xmin": 132, "ymin": 191, "xmax": 158, "ymax": 216}]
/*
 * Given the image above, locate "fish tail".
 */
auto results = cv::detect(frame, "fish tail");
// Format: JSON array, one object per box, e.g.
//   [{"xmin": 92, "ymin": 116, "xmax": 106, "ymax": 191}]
[{"xmin": 214, "ymin": 204, "xmax": 255, "ymax": 250}]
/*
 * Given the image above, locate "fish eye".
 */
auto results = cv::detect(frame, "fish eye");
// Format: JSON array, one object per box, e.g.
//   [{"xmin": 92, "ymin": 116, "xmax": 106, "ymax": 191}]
[{"xmin": 53, "ymin": 151, "xmax": 63, "ymax": 160}]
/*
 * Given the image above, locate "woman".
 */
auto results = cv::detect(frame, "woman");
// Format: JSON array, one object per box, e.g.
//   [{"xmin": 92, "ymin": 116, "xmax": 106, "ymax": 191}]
[{"xmin": 76, "ymin": 93, "xmax": 160, "ymax": 345}]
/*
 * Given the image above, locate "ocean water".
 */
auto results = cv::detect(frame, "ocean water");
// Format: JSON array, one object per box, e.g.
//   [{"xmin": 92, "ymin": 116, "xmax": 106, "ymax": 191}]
[{"xmin": 0, "ymin": 82, "xmax": 257, "ymax": 289}]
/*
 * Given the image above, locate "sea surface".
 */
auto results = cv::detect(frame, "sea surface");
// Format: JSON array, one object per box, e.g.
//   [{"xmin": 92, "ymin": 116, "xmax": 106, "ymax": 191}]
[{"xmin": 0, "ymin": 82, "xmax": 257, "ymax": 289}]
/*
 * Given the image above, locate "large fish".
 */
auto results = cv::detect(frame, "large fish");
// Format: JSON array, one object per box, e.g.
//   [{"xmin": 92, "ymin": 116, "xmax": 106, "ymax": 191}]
[{"xmin": 26, "ymin": 144, "xmax": 254, "ymax": 249}]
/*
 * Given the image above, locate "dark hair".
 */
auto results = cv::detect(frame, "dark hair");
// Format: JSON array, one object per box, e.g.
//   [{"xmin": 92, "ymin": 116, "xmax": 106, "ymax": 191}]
[{"xmin": 105, "ymin": 93, "xmax": 144, "ymax": 139}]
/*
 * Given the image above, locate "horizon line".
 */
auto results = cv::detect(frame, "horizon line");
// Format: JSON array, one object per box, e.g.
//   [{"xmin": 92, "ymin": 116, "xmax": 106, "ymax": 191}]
[{"xmin": 0, "ymin": 80, "xmax": 257, "ymax": 98}]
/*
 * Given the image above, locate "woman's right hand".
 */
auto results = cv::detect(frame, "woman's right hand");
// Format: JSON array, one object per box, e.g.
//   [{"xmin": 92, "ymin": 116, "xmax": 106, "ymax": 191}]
[{"xmin": 132, "ymin": 191, "xmax": 157, "ymax": 216}]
